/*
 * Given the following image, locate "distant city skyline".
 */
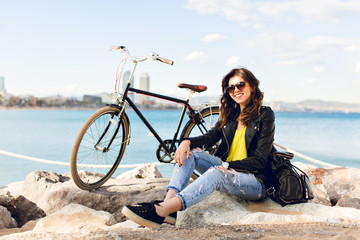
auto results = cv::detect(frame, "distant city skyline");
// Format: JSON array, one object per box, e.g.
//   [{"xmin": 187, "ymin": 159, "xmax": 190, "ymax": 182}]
[{"xmin": 1, "ymin": 1, "xmax": 360, "ymax": 104}]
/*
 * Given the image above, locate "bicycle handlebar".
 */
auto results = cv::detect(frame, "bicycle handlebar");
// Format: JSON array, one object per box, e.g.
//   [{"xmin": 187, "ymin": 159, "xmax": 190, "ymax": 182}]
[
  {"xmin": 111, "ymin": 45, "xmax": 174, "ymax": 65},
  {"xmin": 157, "ymin": 56, "xmax": 174, "ymax": 65}
]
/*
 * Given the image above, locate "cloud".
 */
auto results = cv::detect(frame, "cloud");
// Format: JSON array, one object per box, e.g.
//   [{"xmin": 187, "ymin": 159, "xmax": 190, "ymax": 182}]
[
  {"xmin": 183, "ymin": 51, "xmax": 213, "ymax": 62},
  {"xmin": 241, "ymin": 31, "xmax": 353, "ymax": 66},
  {"xmin": 313, "ymin": 66, "xmax": 326, "ymax": 72},
  {"xmin": 226, "ymin": 56, "xmax": 241, "ymax": 66},
  {"xmin": 258, "ymin": 0, "xmax": 360, "ymax": 23},
  {"xmin": 300, "ymin": 77, "xmax": 316, "ymax": 86},
  {"xmin": 186, "ymin": 0, "xmax": 259, "ymax": 27},
  {"xmin": 345, "ymin": 44, "xmax": 360, "ymax": 51},
  {"xmin": 355, "ymin": 63, "xmax": 360, "ymax": 72},
  {"xmin": 202, "ymin": 33, "xmax": 226, "ymax": 42},
  {"xmin": 186, "ymin": 0, "xmax": 360, "ymax": 26}
]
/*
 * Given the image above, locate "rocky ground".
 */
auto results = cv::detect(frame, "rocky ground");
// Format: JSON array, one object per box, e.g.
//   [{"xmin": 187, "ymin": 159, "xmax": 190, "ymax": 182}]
[
  {"xmin": 1, "ymin": 222, "xmax": 359, "ymax": 239},
  {"xmin": 1, "ymin": 162, "xmax": 360, "ymax": 239}
]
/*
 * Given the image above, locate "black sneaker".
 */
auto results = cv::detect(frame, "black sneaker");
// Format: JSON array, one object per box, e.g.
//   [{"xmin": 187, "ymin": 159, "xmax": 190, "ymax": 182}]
[
  {"xmin": 121, "ymin": 203, "xmax": 165, "ymax": 229},
  {"xmin": 152, "ymin": 200, "xmax": 177, "ymax": 225}
]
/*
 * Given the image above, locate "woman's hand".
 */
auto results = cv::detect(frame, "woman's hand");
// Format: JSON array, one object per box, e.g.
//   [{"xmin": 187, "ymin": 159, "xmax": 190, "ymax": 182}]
[{"xmin": 174, "ymin": 140, "xmax": 191, "ymax": 167}]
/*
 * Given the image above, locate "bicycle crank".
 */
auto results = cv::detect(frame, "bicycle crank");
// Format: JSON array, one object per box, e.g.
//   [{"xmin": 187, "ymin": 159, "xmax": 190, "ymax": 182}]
[{"xmin": 156, "ymin": 139, "xmax": 176, "ymax": 163}]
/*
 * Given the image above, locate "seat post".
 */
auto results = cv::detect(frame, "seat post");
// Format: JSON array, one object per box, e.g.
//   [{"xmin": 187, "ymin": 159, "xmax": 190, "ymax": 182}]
[{"xmin": 186, "ymin": 90, "xmax": 195, "ymax": 101}]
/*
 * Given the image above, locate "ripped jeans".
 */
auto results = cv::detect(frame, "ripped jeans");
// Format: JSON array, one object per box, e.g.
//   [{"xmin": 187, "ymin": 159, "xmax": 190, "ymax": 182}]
[{"xmin": 166, "ymin": 150, "xmax": 266, "ymax": 210}]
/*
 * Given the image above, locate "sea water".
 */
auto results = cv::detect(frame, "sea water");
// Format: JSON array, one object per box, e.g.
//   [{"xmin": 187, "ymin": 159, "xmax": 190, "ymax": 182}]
[{"xmin": 0, "ymin": 109, "xmax": 359, "ymax": 186}]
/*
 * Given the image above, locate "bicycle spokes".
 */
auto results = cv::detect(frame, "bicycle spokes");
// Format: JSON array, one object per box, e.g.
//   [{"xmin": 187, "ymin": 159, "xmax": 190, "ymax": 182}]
[{"xmin": 93, "ymin": 113, "xmax": 123, "ymax": 152}]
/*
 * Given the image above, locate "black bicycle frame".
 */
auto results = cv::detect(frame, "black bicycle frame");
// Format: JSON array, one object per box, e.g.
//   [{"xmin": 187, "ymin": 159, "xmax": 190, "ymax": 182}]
[{"xmin": 124, "ymin": 87, "xmax": 197, "ymax": 156}]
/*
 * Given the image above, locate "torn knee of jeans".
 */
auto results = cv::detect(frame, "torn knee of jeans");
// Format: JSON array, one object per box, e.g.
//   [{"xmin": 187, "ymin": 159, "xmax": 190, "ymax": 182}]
[
  {"xmin": 206, "ymin": 166, "xmax": 216, "ymax": 173},
  {"xmin": 190, "ymin": 147, "xmax": 204, "ymax": 154},
  {"xmin": 208, "ymin": 166, "xmax": 229, "ymax": 178}
]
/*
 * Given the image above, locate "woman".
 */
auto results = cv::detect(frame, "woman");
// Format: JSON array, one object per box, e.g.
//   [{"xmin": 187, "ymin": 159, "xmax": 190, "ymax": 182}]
[{"xmin": 122, "ymin": 68, "xmax": 276, "ymax": 228}]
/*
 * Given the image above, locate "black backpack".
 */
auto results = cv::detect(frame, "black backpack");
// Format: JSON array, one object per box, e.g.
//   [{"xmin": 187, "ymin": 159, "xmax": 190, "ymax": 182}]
[{"xmin": 267, "ymin": 151, "xmax": 314, "ymax": 206}]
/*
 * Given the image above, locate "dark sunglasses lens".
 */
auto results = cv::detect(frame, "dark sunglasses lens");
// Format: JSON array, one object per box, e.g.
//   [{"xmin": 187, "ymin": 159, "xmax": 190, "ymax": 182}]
[
  {"xmin": 226, "ymin": 85, "xmax": 235, "ymax": 93},
  {"xmin": 236, "ymin": 82, "xmax": 246, "ymax": 89},
  {"xmin": 227, "ymin": 82, "xmax": 245, "ymax": 93}
]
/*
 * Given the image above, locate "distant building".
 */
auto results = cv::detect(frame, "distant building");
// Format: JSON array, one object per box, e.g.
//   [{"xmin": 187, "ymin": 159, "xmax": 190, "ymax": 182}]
[
  {"xmin": 97, "ymin": 92, "xmax": 111, "ymax": 104},
  {"xmin": 0, "ymin": 76, "xmax": 6, "ymax": 95},
  {"xmin": 139, "ymin": 72, "xmax": 150, "ymax": 104},
  {"xmin": 122, "ymin": 71, "xmax": 134, "ymax": 102},
  {"xmin": 0, "ymin": 76, "xmax": 8, "ymax": 104},
  {"xmin": 83, "ymin": 95, "xmax": 102, "ymax": 104}
]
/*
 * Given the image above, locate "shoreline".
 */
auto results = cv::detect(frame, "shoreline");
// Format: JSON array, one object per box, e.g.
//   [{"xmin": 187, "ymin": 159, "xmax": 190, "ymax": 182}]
[{"xmin": 2, "ymin": 105, "xmax": 360, "ymax": 114}]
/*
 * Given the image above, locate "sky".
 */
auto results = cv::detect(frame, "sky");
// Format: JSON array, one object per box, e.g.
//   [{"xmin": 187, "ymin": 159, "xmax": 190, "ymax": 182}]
[{"xmin": 0, "ymin": 0, "xmax": 360, "ymax": 104}]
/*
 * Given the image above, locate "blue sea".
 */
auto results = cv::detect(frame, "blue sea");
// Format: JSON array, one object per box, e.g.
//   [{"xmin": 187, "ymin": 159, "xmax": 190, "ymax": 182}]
[{"xmin": 1, "ymin": 109, "xmax": 360, "ymax": 186}]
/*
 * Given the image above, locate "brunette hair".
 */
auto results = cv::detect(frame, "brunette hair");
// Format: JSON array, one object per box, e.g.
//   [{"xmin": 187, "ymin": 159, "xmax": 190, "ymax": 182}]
[{"xmin": 219, "ymin": 68, "xmax": 264, "ymax": 127}]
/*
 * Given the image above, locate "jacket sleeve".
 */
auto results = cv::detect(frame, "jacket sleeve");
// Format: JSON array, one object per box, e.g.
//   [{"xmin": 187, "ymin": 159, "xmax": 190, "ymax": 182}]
[
  {"xmin": 185, "ymin": 121, "xmax": 222, "ymax": 150},
  {"xmin": 228, "ymin": 107, "xmax": 275, "ymax": 172}
]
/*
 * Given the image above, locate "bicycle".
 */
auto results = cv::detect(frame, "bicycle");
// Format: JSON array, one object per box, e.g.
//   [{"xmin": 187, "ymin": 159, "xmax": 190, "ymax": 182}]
[{"xmin": 70, "ymin": 46, "xmax": 220, "ymax": 191}]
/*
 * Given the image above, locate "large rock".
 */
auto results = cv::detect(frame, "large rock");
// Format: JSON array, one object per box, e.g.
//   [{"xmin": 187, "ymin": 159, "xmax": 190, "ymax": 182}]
[
  {"xmin": 0, "ymin": 192, "xmax": 13, "ymax": 206},
  {"xmin": 336, "ymin": 197, "xmax": 360, "ymax": 209},
  {"xmin": 33, "ymin": 203, "xmax": 116, "ymax": 233},
  {"xmin": 117, "ymin": 163, "xmax": 163, "ymax": 179},
  {"xmin": 7, "ymin": 195, "xmax": 46, "ymax": 227},
  {"xmin": 0, "ymin": 192, "xmax": 45, "ymax": 227},
  {"xmin": 0, "ymin": 206, "xmax": 17, "ymax": 229},
  {"xmin": 177, "ymin": 191, "xmax": 360, "ymax": 227},
  {"xmin": 3, "ymin": 170, "xmax": 169, "ymax": 222},
  {"xmin": 306, "ymin": 167, "xmax": 360, "ymax": 205}
]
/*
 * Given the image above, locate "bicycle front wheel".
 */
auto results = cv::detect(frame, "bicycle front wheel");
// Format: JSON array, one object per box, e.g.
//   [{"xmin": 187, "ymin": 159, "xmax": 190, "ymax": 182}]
[{"xmin": 71, "ymin": 106, "xmax": 130, "ymax": 190}]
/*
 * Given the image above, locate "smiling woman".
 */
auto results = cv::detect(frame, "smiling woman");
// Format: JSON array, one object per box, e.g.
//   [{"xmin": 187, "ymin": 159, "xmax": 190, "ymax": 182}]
[{"xmin": 121, "ymin": 67, "xmax": 277, "ymax": 229}]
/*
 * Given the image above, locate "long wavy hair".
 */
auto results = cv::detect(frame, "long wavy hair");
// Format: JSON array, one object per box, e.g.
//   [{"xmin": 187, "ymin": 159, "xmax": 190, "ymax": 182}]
[{"xmin": 219, "ymin": 68, "xmax": 264, "ymax": 128}]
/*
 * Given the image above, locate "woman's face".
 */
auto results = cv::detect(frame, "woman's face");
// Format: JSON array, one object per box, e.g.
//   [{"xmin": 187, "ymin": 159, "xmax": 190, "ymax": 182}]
[{"xmin": 227, "ymin": 75, "xmax": 252, "ymax": 109}]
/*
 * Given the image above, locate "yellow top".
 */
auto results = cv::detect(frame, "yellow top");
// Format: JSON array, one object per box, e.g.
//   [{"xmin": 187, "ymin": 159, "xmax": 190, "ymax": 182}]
[{"xmin": 226, "ymin": 126, "xmax": 247, "ymax": 162}]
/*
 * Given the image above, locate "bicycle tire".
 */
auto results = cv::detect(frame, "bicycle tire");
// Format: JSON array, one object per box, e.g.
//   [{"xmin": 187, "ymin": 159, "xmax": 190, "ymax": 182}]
[
  {"xmin": 181, "ymin": 106, "xmax": 220, "ymax": 179},
  {"xmin": 71, "ymin": 106, "xmax": 130, "ymax": 190}
]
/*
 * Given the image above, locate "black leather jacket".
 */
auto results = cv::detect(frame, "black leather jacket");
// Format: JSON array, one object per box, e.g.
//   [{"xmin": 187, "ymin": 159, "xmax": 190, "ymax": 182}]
[{"xmin": 188, "ymin": 106, "xmax": 276, "ymax": 185}]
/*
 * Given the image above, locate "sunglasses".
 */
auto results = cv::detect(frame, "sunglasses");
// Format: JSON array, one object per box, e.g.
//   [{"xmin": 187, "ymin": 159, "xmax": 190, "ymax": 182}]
[{"xmin": 226, "ymin": 81, "xmax": 246, "ymax": 93}]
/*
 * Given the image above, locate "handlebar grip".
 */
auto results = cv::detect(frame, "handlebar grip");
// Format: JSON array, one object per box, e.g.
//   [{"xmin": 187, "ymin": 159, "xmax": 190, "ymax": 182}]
[
  {"xmin": 110, "ymin": 45, "xmax": 126, "ymax": 51},
  {"xmin": 157, "ymin": 57, "xmax": 174, "ymax": 65}
]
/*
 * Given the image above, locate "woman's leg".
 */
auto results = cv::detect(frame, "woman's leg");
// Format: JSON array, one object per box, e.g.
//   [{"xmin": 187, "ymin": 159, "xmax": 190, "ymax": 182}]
[
  {"xmin": 165, "ymin": 150, "xmax": 222, "ymax": 200},
  {"xmin": 156, "ymin": 167, "xmax": 266, "ymax": 217},
  {"xmin": 174, "ymin": 167, "xmax": 266, "ymax": 210}
]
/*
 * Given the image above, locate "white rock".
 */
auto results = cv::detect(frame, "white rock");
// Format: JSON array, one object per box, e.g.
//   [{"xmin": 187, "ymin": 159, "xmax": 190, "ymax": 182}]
[
  {"xmin": 307, "ymin": 167, "xmax": 360, "ymax": 201},
  {"xmin": 6, "ymin": 171, "xmax": 168, "ymax": 223},
  {"xmin": 19, "ymin": 171, "xmax": 73, "ymax": 209},
  {"xmin": 117, "ymin": 163, "xmax": 162, "ymax": 179},
  {"xmin": 106, "ymin": 220, "xmax": 146, "ymax": 231},
  {"xmin": 177, "ymin": 191, "xmax": 360, "ymax": 227},
  {"xmin": 0, "ymin": 181, "xmax": 24, "ymax": 197},
  {"xmin": 33, "ymin": 203, "xmax": 116, "ymax": 233}
]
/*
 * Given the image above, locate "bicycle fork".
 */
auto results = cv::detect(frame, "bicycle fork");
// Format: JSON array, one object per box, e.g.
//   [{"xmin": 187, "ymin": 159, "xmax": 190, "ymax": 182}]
[{"xmin": 94, "ymin": 106, "xmax": 126, "ymax": 152}]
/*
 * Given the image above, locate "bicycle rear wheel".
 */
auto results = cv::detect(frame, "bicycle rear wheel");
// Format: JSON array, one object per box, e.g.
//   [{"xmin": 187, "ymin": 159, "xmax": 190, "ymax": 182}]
[
  {"xmin": 71, "ymin": 106, "xmax": 130, "ymax": 190},
  {"xmin": 181, "ymin": 106, "xmax": 220, "ymax": 179}
]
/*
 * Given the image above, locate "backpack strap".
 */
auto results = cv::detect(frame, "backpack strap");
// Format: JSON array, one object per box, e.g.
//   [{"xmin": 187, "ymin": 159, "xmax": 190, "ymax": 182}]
[{"xmin": 272, "ymin": 151, "xmax": 294, "ymax": 160}]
